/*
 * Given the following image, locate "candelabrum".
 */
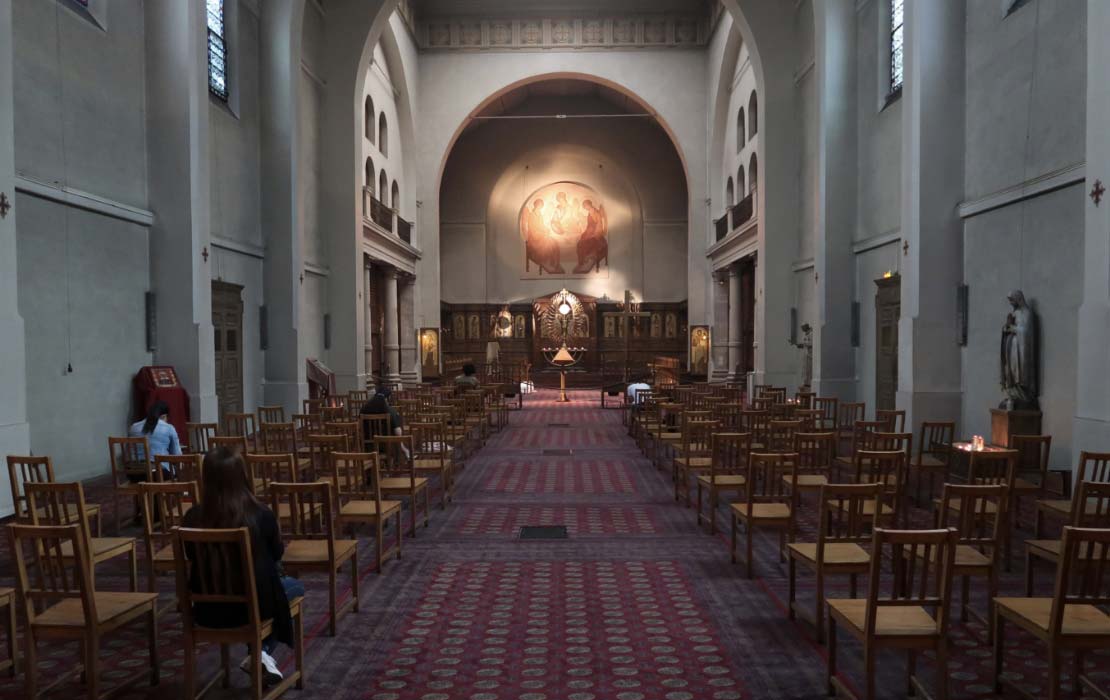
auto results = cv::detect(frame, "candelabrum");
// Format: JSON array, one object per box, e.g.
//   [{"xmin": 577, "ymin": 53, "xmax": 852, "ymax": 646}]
[{"xmin": 542, "ymin": 344, "xmax": 587, "ymax": 402}]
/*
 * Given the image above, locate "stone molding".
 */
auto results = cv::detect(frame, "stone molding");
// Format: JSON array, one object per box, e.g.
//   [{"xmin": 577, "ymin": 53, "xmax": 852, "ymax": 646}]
[{"xmin": 415, "ymin": 14, "xmax": 711, "ymax": 51}]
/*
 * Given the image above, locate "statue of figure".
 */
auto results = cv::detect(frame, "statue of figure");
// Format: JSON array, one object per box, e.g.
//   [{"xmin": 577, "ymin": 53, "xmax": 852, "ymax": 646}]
[{"xmin": 1000, "ymin": 290, "xmax": 1037, "ymax": 410}]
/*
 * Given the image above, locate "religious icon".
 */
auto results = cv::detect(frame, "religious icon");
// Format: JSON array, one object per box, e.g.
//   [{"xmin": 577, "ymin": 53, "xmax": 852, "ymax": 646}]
[
  {"xmin": 665, "ymin": 312, "xmax": 678, "ymax": 339},
  {"xmin": 452, "ymin": 313, "xmax": 466, "ymax": 340},
  {"xmin": 519, "ymin": 181, "xmax": 609, "ymax": 279},
  {"xmin": 690, "ymin": 326, "xmax": 709, "ymax": 376},
  {"xmin": 419, "ymin": 328, "xmax": 440, "ymax": 378},
  {"xmin": 650, "ymin": 313, "xmax": 662, "ymax": 339},
  {"xmin": 467, "ymin": 313, "xmax": 480, "ymax": 340},
  {"xmin": 513, "ymin": 313, "xmax": 526, "ymax": 339},
  {"xmin": 604, "ymin": 315, "xmax": 616, "ymax": 339}
]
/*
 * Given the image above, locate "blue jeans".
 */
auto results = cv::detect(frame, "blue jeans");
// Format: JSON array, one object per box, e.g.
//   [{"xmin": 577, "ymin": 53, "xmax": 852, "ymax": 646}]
[{"xmin": 262, "ymin": 577, "xmax": 304, "ymax": 654}]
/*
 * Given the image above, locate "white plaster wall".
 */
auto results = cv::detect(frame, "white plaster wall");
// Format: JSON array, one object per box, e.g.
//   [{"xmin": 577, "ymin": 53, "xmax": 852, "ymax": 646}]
[
  {"xmin": 13, "ymin": 0, "xmax": 148, "ymax": 207},
  {"xmin": 854, "ymin": 0, "xmax": 901, "ymax": 244},
  {"xmin": 300, "ymin": 71, "xmax": 326, "ymax": 269},
  {"xmin": 415, "ymin": 48, "xmax": 709, "ymax": 329},
  {"xmin": 853, "ymin": 241, "xmax": 900, "ymax": 416},
  {"xmin": 961, "ymin": 187, "xmax": 1083, "ymax": 467},
  {"xmin": 964, "ymin": 0, "xmax": 1086, "ymax": 200},
  {"xmin": 301, "ymin": 272, "xmax": 328, "ymax": 364},
  {"xmin": 794, "ymin": 0, "xmax": 818, "ymax": 264},
  {"xmin": 16, "ymin": 197, "xmax": 151, "ymax": 480},
  {"xmin": 439, "ymin": 107, "xmax": 687, "ymax": 304}
]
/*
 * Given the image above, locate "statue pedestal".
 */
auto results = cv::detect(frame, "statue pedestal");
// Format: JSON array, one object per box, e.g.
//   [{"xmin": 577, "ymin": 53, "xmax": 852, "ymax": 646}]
[{"xmin": 990, "ymin": 408, "xmax": 1042, "ymax": 447}]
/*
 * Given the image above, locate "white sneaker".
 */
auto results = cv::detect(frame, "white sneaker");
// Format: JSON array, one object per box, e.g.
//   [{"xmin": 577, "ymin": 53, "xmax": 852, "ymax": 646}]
[{"xmin": 239, "ymin": 651, "xmax": 283, "ymax": 686}]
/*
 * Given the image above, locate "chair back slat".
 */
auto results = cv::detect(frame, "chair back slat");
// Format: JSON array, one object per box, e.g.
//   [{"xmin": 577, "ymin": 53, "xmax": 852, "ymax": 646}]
[
  {"xmin": 373, "ymin": 435, "xmax": 415, "ymax": 480},
  {"xmin": 1011, "ymin": 434, "xmax": 1051, "ymax": 478},
  {"xmin": 710, "ymin": 433, "xmax": 752, "ymax": 479},
  {"xmin": 259, "ymin": 422, "xmax": 299, "ymax": 455},
  {"xmin": 269, "ymin": 482, "xmax": 334, "ymax": 555},
  {"xmin": 9, "ymin": 523, "xmax": 94, "ymax": 619},
  {"xmin": 748, "ymin": 451, "xmax": 797, "ymax": 505},
  {"xmin": 305, "ymin": 434, "xmax": 347, "ymax": 478},
  {"xmin": 876, "ymin": 409, "xmax": 906, "ymax": 433},
  {"xmin": 155, "ymin": 454, "xmax": 204, "ymax": 487},
  {"xmin": 767, "ymin": 420, "xmax": 803, "ymax": 453},
  {"xmin": 224, "ymin": 413, "xmax": 258, "ymax": 451},
  {"xmin": 245, "ymin": 453, "xmax": 296, "ymax": 495},
  {"xmin": 139, "ymin": 481, "xmax": 199, "ymax": 554},
  {"xmin": 814, "ymin": 397, "xmax": 839, "ymax": 430},
  {"xmin": 681, "ymin": 419, "xmax": 718, "ymax": 457},
  {"xmin": 209, "ymin": 435, "xmax": 248, "ymax": 456},
  {"xmin": 968, "ymin": 449, "xmax": 1018, "ymax": 487},
  {"xmin": 866, "ymin": 528, "xmax": 957, "ymax": 636},
  {"xmin": 1053, "ymin": 527, "xmax": 1110, "ymax": 628},
  {"xmin": 258, "ymin": 405, "xmax": 286, "ymax": 425},
  {"xmin": 837, "ymin": 403, "xmax": 866, "ymax": 431},
  {"xmin": 818, "ymin": 482, "xmax": 882, "ymax": 547},
  {"xmin": 938, "ymin": 483, "xmax": 1006, "ymax": 553},
  {"xmin": 1076, "ymin": 451, "xmax": 1110, "ymax": 486},
  {"xmin": 185, "ymin": 422, "xmax": 218, "ymax": 454},
  {"xmin": 326, "ymin": 421, "xmax": 363, "ymax": 452},
  {"xmin": 410, "ymin": 421, "xmax": 447, "ymax": 462},
  {"xmin": 174, "ymin": 527, "xmax": 261, "ymax": 618},
  {"xmin": 1071, "ymin": 481, "xmax": 1110, "ymax": 527},
  {"xmin": 109, "ymin": 436, "xmax": 157, "ymax": 484},
  {"xmin": 795, "ymin": 432, "xmax": 836, "ymax": 473},
  {"xmin": 6, "ymin": 455, "xmax": 55, "ymax": 522}
]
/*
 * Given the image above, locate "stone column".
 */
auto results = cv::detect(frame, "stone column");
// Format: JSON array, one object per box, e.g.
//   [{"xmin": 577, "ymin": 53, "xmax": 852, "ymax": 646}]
[
  {"xmin": 1074, "ymin": 1, "xmax": 1110, "ymax": 452},
  {"xmin": 898, "ymin": 0, "xmax": 966, "ymax": 430},
  {"xmin": 144, "ymin": 0, "xmax": 217, "ymax": 422},
  {"xmin": 398, "ymin": 275, "xmax": 418, "ymax": 386},
  {"xmin": 382, "ymin": 267, "xmax": 402, "ymax": 387},
  {"xmin": 363, "ymin": 261, "xmax": 374, "ymax": 378},
  {"xmin": 727, "ymin": 264, "xmax": 742, "ymax": 380},
  {"xmin": 0, "ymin": 0, "xmax": 31, "ymax": 514}
]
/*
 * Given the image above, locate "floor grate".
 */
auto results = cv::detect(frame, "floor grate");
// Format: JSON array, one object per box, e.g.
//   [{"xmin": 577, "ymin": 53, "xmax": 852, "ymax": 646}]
[
  {"xmin": 519, "ymin": 525, "xmax": 569, "ymax": 540},
  {"xmin": 546, "ymin": 422, "xmax": 570, "ymax": 428},
  {"xmin": 541, "ymin": 448, "xmax": 573, "ymax": 456}
]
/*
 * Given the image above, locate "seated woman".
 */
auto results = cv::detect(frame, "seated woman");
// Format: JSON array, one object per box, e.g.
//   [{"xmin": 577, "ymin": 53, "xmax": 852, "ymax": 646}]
[
  {"xmin": 128, "ymin": 400, "xmax": 182, "ymax": 474},
  {"xmin": 454, "ymin": 363, "xmax": 480, "ymax": 392},
  {"xmin": 183, "ymin": 447, "xmax": 303, "ymax": 686}
]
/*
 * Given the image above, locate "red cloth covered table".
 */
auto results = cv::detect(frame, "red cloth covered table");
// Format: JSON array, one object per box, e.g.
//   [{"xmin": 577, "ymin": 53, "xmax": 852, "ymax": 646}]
[{"xmin": 133, "ymin": 366, "xmax": 190, "ymax": 443}]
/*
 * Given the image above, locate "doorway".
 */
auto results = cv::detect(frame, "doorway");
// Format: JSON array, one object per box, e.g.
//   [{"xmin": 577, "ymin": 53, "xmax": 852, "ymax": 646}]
[
  {"xmin": 212, "ymin": 281, "xmax": 244, "ymax": 430},
  {"xmin": 874, "ymin": 274, "xmax": 901, "ymax": 412}
]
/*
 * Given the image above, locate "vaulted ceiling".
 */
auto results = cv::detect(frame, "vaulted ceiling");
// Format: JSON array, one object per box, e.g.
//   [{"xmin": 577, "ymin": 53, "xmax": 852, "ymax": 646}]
[{"xmin": 412, "ymin": 0, "xmax": 715, "ymax": 21}]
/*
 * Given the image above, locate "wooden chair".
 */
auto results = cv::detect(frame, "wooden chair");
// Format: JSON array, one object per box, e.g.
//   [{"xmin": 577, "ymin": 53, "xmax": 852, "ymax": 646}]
[
  {"xmin": 826, "ymin": 527, "xmax": 958, "ymax": 700},
  {"xmin": 850, "ymin": 449, "xmax": 907, "ymax": 528},
  {"xmin": 908, "ymin": 421, "xmax": 954, "ymax": 505},
  {"xmin": 410, "ymin": 420, "xmax": 453, "ymax": 509},
  {"xmin": 795, "ymin": 391, "xmax": 816, "ymax": 409},
  {"xmin": 270, "ymin": 482, "xmax": 358, "ymax": 637},
  {"xmin": 787, "ymin": 482, "xmax": 881, "ymax": 643},
  {"xmin": 1036, "ymin": 450, "xmax": 1110, "ymax": 537},
  {"xmin": 814, "ymin": 397, "xmax": 839, "ymax": 431},
  {"xmin": 8, "ymin": 454, "xmax": 102, "ymax": 535},
  {"xmin": 0, "ymin": 588, "xmax": 14, "ymax": 677},
  {"xmin": 186, "ymin": 422, "xmax": 218, "ymax": 454},
  {"xmin": 137, "ymin": 480, "xmax": 198, "ymax": 613},
  {"xmin": 876, "ymin": 409, "xmax": 906, "ymax": 433},
  {"xmin": 347, "ymin": 390, "xmax": 369, "ymax": 417},
  {"xmin": 781, "ymin": 431, "xmax": 836, "ymax": 495},
  {"xmin": 994, "ymin": 526, "xmax": 1110, "ymax": 700},
  {"xmin": 795, "ymin": 408, "xmax": 822, "ymax": 431},
  {"xmin": 154, "ymin": 453, "xmax": 204, "ymax": 487},
  {"xmin": 1010, "ymin": 433, "xmax": 1051, "ymax": 528},
  {"xmin": 932, "ymin": 483, "xmax": 1007, "ymax": 643},
  {"xmin": 730, "ymin": 452, "xmax": 795, "ymax": 578},
  {"xmin": 259, "ymin": 422, "xmax": 312, "ymax": 477},
  {"xmin": 739, "ymin": 409, "xmax": 770, "ymax": 450},
  {"xmin": 292, "ymin": 412, "xmax": 323, "ymax": 438},
  {"xmin": 374, "ymin": 435, "xmax": 430, "ymax": 536},
  {"xmin": 26, "ymin": 481, "xmax": 139, "ymax": 592},
  {"xmin": 174, "ymin": 527, "xmax": 303, "ymax": 700},
  {"xmin": 11, "ymin": 522, "xmax": 158, "ymax": 699},
  {"xmin": 302, "ymin": 398, "xmax": 325, "ymax": 415},
  {"xmin": 1025, "ymin": 480, "xmax": 1110, "ymax": 596},
  {"xmin": 696, "ymin": 432, "xmax": 752, "ymax": 534},
  {"xmin": 835, "ymin": 402, "xmax": 866, "ymax": 454},
  {"xmin": 108, "ymin": 436, "xmax": 158, "ymax": 534},
  {"xmin": 258, "ymin": 405, "xmax": 287, "ymax": 425},
  {"xmin": 952, "ymin": 449, "xmax": 1017, "ymax": 569},
  {"xmin": 834, "ymin": 420, "xmax": 887, "ymax": 478},
  {"xmin": 304, "ymin": 433, "xmax": 347, "ymax": 481},
  {"xmin": 329, "ymin": 452, "xmax": 402, "ymax": 572},
  {"xmin": 321, "ymin": 405, "xmax": 346, "ymax": 424},
  {"xmin": 225, "ymin": 412, "xmax": 259, "ymax": 452},
  {"xmin": 325, "ymin": 421, "xmax": 363, "ymax": 456},
  {"xmin": 767, "ymin": 419, "xmax": 804, "ymax": 453},
  {"xmin": 673, "ymin": 418, "xmax": 719, "ymax": 506}
]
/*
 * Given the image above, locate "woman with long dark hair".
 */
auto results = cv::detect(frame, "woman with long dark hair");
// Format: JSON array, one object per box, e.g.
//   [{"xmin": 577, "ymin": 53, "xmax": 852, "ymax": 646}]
[
  {"xmin": 128, "ymin": 400, "xmax": 182, "ymax": 461},
  {"xmin": 183, "ymin": 447, "xmax": 304, "ymax": 686}
]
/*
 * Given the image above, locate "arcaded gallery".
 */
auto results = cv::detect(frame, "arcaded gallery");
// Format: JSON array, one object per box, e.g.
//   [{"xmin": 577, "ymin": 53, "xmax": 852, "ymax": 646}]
[{"xmin": 0, "ymin": 0, "xmax": 1108, "ymax": 699}]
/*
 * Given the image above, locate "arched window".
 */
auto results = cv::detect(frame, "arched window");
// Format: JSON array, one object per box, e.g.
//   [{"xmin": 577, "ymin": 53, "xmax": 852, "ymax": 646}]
[
  {"xmin": 736, "ymin": 107, "xmax": 745, "ymax": 153},
  {"xmin": 725, "ymin": 177, "xmax": 735, "ymax": 207},
  {"xmin": 749, "ymin": 153, "xmax": 758, "ymax": 194},
  {"xmin": 391, "ymin": 181, "xmax": 400, "ymax": 211},
  {"xmin": 364, "ymin": 157, "xmax": 375, "ymax": 193},
  {"xmin": 379, "ymin": 170, "xmax": 388, "ymax": 203},
  {"xmin": 364, "ymin": 95, "xmax": 375, "ymax": 143},
  {"xmin": 378, "ymin": 113, "xmax": 389, "ymax": 156},
  {"xmin": 748, "ymin": 91, "xmax": 758, "ymax": 139},
  {"xmin": 889, "ymin": 0, "xmax": 904, "ymax": 93},
  {"xmin": 737, "ymin": 165, "xmax": 746, "ymax": 199}
]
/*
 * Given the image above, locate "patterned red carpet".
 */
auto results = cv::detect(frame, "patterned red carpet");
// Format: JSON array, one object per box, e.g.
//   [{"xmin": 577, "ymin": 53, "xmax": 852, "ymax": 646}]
[{"xmin": 0, "ymin": 388, "xmax": 1107, "ymax": 699}]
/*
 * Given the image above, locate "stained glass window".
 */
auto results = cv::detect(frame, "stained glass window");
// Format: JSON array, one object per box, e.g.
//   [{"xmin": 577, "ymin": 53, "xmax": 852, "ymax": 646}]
[
  {"xmin": 207, "ymin": 0, "xmax": 228, "ymax": 101},
  {"xmin": 889, "ymin": 0, "xmax": 904, "ymax": 94}
]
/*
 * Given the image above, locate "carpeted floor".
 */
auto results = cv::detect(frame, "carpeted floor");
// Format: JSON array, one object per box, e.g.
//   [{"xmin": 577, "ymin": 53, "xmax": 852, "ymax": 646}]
[{"xmin": 0, "ymin": 388, "xmax": 1107, "ymax": 699}]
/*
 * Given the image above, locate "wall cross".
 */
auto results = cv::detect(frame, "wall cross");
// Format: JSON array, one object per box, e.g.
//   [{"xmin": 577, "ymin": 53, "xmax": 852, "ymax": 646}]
[
  {"xmin": 1091, "ymin": 179, "xmax": 1105, "ymax": 207},
  {"xmin": 0, "ymin": 192, "xmax": 10, "ymax": 219}
]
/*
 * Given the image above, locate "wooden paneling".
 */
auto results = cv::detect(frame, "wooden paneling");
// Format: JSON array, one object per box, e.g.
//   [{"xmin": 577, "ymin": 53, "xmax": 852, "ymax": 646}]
[{"xmin": 212, "ymin": 281, "xmax": 244, "ymax": 429}]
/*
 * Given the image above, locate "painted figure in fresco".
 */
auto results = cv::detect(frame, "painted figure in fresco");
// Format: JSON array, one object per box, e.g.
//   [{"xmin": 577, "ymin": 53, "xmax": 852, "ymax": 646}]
[
  {"xmin": 691, "ymin": 327, "xmax": 709, "ymax": 375},
  {"xmin": 522, "ymin": 198, "xmax": 564, "ymax": 275},
  {"xmin": 574, "ymin": 199, "xmax": 608, "ymax": 274}
]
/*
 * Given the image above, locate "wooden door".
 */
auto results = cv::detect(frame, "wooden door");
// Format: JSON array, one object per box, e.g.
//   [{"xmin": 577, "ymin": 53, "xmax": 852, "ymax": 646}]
[
  {"xmin": 212, "ymin": 281, "xmax": 244, "ymax": 429},
  {"xmin": 874, "ymin": 275, "xmax": 901, "ymax": 412}
]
